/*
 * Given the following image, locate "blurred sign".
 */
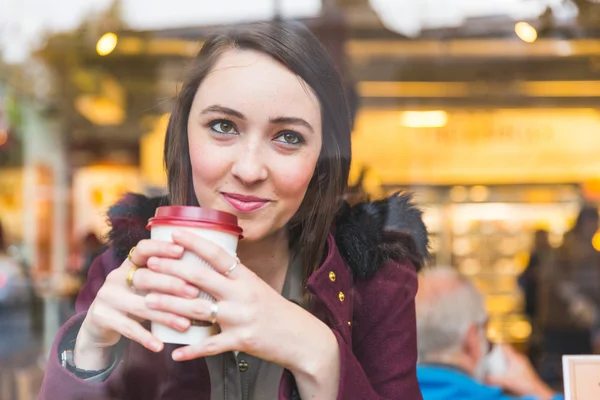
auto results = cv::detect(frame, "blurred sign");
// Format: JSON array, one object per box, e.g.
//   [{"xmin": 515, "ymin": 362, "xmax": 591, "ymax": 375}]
[{"xmin": 353, "ymin": 108, "xmax": 600, "ymax": 185}]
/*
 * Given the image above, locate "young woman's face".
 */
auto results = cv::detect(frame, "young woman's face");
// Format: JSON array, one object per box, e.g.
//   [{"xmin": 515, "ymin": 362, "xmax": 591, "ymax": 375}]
[{"xmin": 187, "ymin": 49, "xmax": 323, "ymax": 242}]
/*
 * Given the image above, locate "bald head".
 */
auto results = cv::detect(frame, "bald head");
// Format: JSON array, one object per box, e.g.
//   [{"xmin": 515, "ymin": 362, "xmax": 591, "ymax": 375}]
[{"xmin": 416, "ymin": 266, "xmax": 486, "ymax": 362}]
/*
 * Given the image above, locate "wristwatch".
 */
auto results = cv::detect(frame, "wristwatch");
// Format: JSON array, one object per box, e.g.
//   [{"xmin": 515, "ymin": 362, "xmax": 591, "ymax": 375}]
[{"xmin": 60, "ymin": 348, "xmax": 113, "ymax": 379}]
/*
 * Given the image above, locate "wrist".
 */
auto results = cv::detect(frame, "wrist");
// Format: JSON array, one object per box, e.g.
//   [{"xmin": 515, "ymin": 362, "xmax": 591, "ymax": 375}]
[
  {"xmin": 73, "ymin": 328, "xmax": 114, "ymax": 370},
  {"xmin": 289, "ymin": 321, "xmax": 340, "ymax": 381},
  {"xmin": 532, "ymin": 380, "xmax": 556, "ymax": 400},
  {"xmin": 512, "ymin": 376, "xmax": 555, "ymax": 400}
]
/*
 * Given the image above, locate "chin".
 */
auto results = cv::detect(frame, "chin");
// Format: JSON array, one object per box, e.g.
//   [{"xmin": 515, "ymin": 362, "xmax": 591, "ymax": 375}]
[{"xmin": 237, "ymin": 221, "xmax": 286, "ymax": 244}]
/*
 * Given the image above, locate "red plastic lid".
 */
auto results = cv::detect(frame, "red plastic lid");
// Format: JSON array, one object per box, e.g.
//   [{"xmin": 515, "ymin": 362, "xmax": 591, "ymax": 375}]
[{"xmin": 147, "ymin": 206, "xmax": 243, "ymax": 237}]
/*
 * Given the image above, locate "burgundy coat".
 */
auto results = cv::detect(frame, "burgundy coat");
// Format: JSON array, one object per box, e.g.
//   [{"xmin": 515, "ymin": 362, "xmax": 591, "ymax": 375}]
[{"xmin": 39, "ymin": 193, "xmax": 428, "ymax": 400}]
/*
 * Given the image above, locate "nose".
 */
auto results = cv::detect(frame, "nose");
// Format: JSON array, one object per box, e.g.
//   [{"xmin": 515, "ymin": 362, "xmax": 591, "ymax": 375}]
[{"xmin": 230, "ymin": 139, "xmax": 268, "ymax": 186}]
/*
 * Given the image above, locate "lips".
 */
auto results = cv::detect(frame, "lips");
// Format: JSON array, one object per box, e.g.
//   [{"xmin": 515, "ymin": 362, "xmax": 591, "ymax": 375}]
[{"xmin": 222, "ymin": 193, "xmax": 270, "ymax": 213}]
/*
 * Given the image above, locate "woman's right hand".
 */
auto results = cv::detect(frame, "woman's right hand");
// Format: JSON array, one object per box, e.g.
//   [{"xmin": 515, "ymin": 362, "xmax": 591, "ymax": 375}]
[{"xmin": 74, "ymin": 240, "xmax": 200, "ymax": 370}]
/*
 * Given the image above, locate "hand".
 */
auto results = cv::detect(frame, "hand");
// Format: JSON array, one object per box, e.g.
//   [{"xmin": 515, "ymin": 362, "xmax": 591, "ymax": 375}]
[
  {"xmin": 75, "ymin": 239, "xmax": 199, "ymax": 369},
  {"xmin": 485, "ymin": 345, "xmax": 556, "ymax": 400},
  {"xmin": 144, "ymin": 229, "xmax": 338, "ymax": 376}
]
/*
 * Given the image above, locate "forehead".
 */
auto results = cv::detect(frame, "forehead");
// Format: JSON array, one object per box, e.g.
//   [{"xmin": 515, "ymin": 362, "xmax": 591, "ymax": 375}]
[{"xmin": 193, "ymin": 49, "xmax": 320, "ymax": 122}]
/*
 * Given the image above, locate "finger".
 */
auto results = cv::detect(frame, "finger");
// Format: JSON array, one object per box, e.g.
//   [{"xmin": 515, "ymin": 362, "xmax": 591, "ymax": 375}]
[
  {"xmin": 171, "ymin": 229, "xmax": 243, "ymax": 277},
  {"xmin": 172, "ymin": 332, "xmax": 238, "ymax": 361},
  {"xmin": 132, "ymin": 268, "xmax": 200, "ymax": 298},
  {"xmin": 146, "ymin": 257, "xmax": 229, "ymax": 299},
  {"xmin": 90, "ymin": 303, "xmax": 164, "ymax": 353},
  {"xmin": 99, "ymin": 288, "xmax": 191, "ymax": 333},
  {"xmin": 130, "ymin": 239, "xmax": 184, "ymax": 268},
  {"xmin": 145, "ymin": 294, "xmax": 217, "ymax": 323}
]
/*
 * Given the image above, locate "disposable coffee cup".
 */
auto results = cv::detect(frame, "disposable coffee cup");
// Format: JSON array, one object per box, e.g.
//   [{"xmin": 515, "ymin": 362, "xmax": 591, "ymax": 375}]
[
  {"xmin": 146, "ymin": 206, "xmax": 242, "ymax": 345},
  {"xmin": 485, "ymin": 344, "xmax": 508, "ymax": 376}
]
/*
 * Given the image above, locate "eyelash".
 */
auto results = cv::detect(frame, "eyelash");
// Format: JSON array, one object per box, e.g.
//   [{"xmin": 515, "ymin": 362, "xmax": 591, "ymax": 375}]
[
  {"xmin": 208, "ymin": 119, "xmax": 239, "ymax": 135},
  {"xmin": 207, "ymin": 119, "xmax": 305, "ymax": 146},
  {"xmin": 274, "ymin": 131, "xmax": 305, "ymax": 146}
]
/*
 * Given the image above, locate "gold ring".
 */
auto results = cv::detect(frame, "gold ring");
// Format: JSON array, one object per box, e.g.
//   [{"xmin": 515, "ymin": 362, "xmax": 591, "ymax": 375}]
[
  {"xmin": 128, "ymin": 246, "xmax": 138, "ymax": 266},
  {"xmin": 224, "ymin": 257, "xmax": 240, "ymax": 277},
  {"xmin": 209, "ymin": 302, "xmax": 219, "ymax": 324},
  {"xmin": 126, "ymin": 265, "xmax": 139, "ymax": 289}
]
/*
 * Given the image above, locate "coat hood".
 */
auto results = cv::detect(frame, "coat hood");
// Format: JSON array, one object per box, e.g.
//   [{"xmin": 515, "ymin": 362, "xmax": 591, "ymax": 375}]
[{"xmin": 106, "ymin": 192, "xmax": 429, "ymax": 279}]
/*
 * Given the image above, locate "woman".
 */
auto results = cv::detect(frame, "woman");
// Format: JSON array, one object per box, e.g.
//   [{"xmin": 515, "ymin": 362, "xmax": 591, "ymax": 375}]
[{"xmin": 39, "ymin": 21, "xmax": 428, "ymax": 399}]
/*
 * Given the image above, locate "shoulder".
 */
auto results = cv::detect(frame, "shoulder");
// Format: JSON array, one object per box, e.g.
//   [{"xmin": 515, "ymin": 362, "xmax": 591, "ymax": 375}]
[{"xmin": 334, "ymin": 192, "xmax": 429, "ymax": 280}]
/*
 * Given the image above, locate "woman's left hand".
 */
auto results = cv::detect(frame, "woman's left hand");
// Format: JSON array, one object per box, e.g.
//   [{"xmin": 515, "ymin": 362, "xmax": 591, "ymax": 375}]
[{"xmin": 144, "ymin": 229, "xmax": 339, "ymax": 377}]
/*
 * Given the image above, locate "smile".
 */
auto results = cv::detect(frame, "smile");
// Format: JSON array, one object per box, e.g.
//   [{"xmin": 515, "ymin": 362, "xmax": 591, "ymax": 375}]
[{"xmin": 222, "ymin": 193, "xmax": 270, "ymax": 213}]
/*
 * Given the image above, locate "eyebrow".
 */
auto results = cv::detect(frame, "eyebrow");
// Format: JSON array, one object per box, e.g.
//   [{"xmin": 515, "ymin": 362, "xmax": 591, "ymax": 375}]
[
  {"xmin": 270, "ymin": 116, "xmax": 314, "ymax": 134},
  {"xmin": 200, "ymin": 105, "xmax": 245, "ymax": 120},
  {"xmin": 201, "ymin": 104, "xmax": 314, "ymax": 133}
]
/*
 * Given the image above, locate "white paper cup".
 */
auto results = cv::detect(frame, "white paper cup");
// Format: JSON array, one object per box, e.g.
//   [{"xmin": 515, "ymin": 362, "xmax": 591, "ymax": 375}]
[
  {"xmin": 485, "ymin": 344, "xmax": 508, "ymax": 376},
  {"xmin": 147, "ymin": 206, "xmax": 242, "ymax": 345}
]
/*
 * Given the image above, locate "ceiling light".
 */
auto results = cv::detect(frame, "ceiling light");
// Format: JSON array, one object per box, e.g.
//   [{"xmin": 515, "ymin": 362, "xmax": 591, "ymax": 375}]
[
  {"xmin": 401, "ymin": 110, "xmax": 448, "ymax": 128},
  {"xmin": 515, "ymin": 22, "xmax": 537, "ymax": 44},
  {"xmin": 96, "ymin": 32, "xmax": 118, "ymax": 56}
]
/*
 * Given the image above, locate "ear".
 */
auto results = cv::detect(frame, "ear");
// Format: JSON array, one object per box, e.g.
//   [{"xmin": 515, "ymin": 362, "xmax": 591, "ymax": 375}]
[{"xmin": 463, "ymin": 323, "xmax": 483, "ymax": 365}]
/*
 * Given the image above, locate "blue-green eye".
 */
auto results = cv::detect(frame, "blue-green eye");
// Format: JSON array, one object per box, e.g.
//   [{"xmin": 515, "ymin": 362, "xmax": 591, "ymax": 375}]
[
  {"xmin": 274, "ymin": 131, "xmax": 304, "ymax": 145},
  {"xmin": 210, "ymin": 120, "xmax": 238, "ymax": 134}
]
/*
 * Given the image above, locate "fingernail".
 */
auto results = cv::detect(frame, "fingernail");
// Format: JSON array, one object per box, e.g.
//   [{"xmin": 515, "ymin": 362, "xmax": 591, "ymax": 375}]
[
  {"xmin": 172, "ymin": 349, "xmax": 183, "ymax": 361},
  {"xmin": 184, "ymin": 285, "xmax": 199, "ymax": 298},
  {"xmin": 171, "ymin": 245, "xmax": 184, "ymax": 254},
  {"xmin": 151, "ymin": 340, "xmax": 163, "ymax": 352},
  {"xmin": 146, "ymin": 294, "xmax": 158, "ymax": 307},
  {"xmin": 172, "ymin": 230, "xmax": 183, "ymax": 240},
  {"xmin": 175, "ymin": 318, "xmax": 190, "ymax": 330}
]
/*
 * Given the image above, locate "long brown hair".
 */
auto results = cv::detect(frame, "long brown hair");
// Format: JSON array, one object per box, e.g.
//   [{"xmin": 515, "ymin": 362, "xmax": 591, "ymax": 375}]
[{"xmin": 164, "ymin": 21, "xmax": 352, "ymax": 278}]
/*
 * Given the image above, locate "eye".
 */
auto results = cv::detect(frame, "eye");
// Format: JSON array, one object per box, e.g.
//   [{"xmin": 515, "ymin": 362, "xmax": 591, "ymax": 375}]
[
  {"xmin": 274, "ymin": 131, "xmax": 304, "ymax": 145},
  {"xmin": 209, "ymin": 120, "xmax": 238, "ymax": 134}
]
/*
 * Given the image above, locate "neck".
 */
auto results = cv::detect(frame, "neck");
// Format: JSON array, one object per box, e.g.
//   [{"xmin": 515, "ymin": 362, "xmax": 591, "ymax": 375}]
[{"xmin": 237, "ymin": 228, "xmax": 290, "ymax": 292}]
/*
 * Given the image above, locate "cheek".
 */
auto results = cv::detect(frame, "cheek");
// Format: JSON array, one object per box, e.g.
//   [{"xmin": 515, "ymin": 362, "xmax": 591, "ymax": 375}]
[
  {"xmin": 188, "ymin": 141, "xmax": 229, "ymax": 191},
  {"xmin": 272, "ymin": 156, "xmax": 317, "ymax": 205}
]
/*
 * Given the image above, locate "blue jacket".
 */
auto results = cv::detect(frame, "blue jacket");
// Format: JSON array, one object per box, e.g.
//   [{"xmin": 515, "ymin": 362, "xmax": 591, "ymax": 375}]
[{"xmin": 417, "ymin": 365, "xmax": 564, "ymax": 400}]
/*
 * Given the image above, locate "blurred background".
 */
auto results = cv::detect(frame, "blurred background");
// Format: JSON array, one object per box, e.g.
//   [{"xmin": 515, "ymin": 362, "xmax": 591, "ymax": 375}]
[{"xmin": 3, "ymin": 0, "xmax": 600, "ymax": 398}]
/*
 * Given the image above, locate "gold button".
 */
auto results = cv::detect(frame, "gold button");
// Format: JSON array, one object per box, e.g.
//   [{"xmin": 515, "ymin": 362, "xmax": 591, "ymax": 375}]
[
  {"xmin": 338, "ymin": 291, "xmax": 345, "ymax": 302},
  {"xmin": 347, "ymin": 321, "xmax": 352, "ymax": 326},
  {"xmin": 238, "ymin": 360, "xmax": 249, "ymax": 372},
  {"xmin": 329, "ymin": 271, "xmax": 336, "ymax": 282}
]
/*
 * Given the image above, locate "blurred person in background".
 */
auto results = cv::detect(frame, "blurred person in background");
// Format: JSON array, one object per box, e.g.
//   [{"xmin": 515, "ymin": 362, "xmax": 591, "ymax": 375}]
[
  {"xmin": 61, "ymin": 232, "xmax": 107, "ymax": 322},
  {"xmin": 39, "ymin": 21, "xmax": 428, "ymax": 400},
  {"xmin": 519, "ymin": 229, "xmax": 552, "ymax": 326},
  {"xmin": 537, "ymin": 206, "xmax": 600, "ymax": 387},
  {"xmin": 79, "ymin": 232, "xmax": 106, "ymax": 282},
  {"xmin": 0, "ymin": 219, "xmax": 37, "ymax": 368},
  {"xmin": 416, "ymin": 266, "xmax": 563, "ymax": 400},
  {"xmin": 518, "ymin": 229, "xmax": 552, "ymax": 365},
  {"xmin": 0, "ymin": 219, "xmax": 29, "ymax": 308}
]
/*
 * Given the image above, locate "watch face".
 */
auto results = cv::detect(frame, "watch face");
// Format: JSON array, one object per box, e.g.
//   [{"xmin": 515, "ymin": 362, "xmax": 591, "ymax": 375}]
[
  {"xmin": 61, "ymin": 349, "xmax": 74, "ymax": 368},
  {"xmin": 563, "ymin": 355, "xmax": 600, "ymax": 400}
]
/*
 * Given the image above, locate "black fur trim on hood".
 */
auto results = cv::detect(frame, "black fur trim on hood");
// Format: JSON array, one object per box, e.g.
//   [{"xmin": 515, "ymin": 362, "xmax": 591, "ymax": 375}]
[
  {"xmin": 106, "ymin": 194, "xmax": 168, "ymax": 261},
  {"xmin": 335, "ymin": 192, "xmax": 429, "ymax": 278},
  {"xmin": 106, "ymin": 192, "xmax": 429, "ymax": 279}
]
